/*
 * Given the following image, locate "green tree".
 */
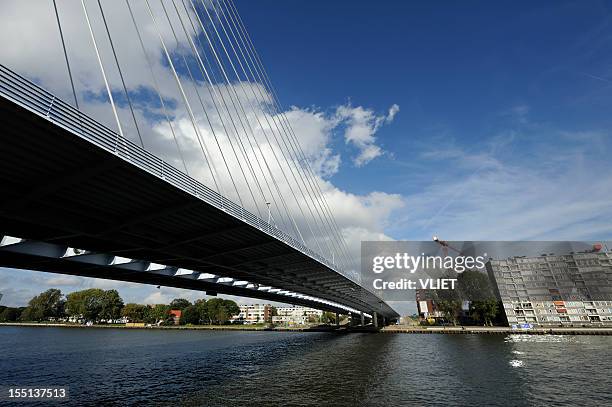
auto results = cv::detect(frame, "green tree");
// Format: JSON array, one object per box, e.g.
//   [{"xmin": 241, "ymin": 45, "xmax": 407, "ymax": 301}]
[
  {"xmin": 144, "ymin": 304, "xmax": 171, "ymax": 324},
  {"xmin": 469, "ymin": 300, "xmax": 499, "ymax": 326},
  {"xmin": 65, "ymin": 289, "xmax": 123, "ymax": 323},
  {"xmin": 99, "ymin": 290, "xmax": 124, "ymax": 322},
  {"xmin": 169, "ymin": 298, "xmax": 192, "ymax": 311},
  {"xmin": 223, "ymin": 300, "xmax": 240, "ymax": 322},
  {"xmin": 205, "ymin": 298, "xmax": 239, "ymax": 324},
  {"xmin": 454, "ymin": 269, "xmax": 502, "ymax": 326},
  {"xmin": 20, "ymin": 289, "xmax": 65, "ymax": 321},
  {"xmin": 457, "ymin": 269, "xmax": 495, "ymax": 301},
  {"xmin": 180, "ymin": 305, "xmax": 200, "ymax": 325},
  {"xmin": 205, "ymin": 298, "xmax": 223, "ymax": 324},
  {"xmin": 320, "ymin": 311, "xmax": 336, "ymax": 324},
  {"xmin": 436, "ymin": 299, "xmax": 462, "ymax": 325},
  {"xmin": 121, "ymin": 303, "xmax": 147, "ymax": 322},
  {"xmin": 0, "ymin": 307, "xmax": 22, "ymax": 322},
  {"xmin": 269, "ymin": 306, "xmax": 278, "ymax": 322},
  {"xmin": 66, "ymin": 289, "xmax": 100, "ymax": 320},
  {"xmin": 194, "ymin": 299, "xmax": 209, "ymax": 324},
  {"xmin": 432, "ymin": 271, "xmax": 463, "ymax": 325}
]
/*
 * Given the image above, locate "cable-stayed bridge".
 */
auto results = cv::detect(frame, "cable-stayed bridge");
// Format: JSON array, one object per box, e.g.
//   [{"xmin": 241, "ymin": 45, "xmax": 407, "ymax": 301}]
[{"xmin": 0, "ymin": 0, "xmax": 398, "ymax": 324}]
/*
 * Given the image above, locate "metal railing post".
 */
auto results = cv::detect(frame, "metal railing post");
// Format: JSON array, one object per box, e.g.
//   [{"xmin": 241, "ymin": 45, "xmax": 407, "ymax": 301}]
[{"xmin": 45, "ymin": 96, "xmax": 56, "ymax": 118}]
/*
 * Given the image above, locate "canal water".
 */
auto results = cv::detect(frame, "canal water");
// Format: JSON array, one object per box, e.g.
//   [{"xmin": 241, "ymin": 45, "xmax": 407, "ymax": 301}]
[{"xmin": 0, "ymin": 327, "xmax": 610, "ymax": 406}]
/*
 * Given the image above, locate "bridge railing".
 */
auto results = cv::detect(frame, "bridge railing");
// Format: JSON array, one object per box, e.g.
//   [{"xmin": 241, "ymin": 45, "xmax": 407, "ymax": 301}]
[{"xmin": 0, "ymin": 64, "xmax": 358, "ymax": 283}]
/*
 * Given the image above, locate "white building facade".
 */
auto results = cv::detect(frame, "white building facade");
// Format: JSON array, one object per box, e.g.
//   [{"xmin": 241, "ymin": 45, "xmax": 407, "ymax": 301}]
[
  {"xmin": 487, "ymin": 251, "xmax": 612, "ymax": 326},
  {"xmin": 272, "ymin": 306, "xmax": 323, "ymax": 326},
  {"xmin": 235, "ymin": 304, "xmax": 273, "ymax": 324}
]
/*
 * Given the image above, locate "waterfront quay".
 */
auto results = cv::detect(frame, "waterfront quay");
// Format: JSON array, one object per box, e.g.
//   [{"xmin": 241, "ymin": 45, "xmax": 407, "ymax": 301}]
[
  {"xmin": 3, "ymin": 322, "xmax": 612, "ymax": 335},
  {"xmin": 382, "ymin": 326, "xmax": 612, "ymax": 335}
]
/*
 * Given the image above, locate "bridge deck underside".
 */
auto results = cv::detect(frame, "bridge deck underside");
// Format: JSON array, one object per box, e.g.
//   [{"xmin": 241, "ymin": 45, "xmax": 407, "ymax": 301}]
[
  {"xmin": 0, "ymin": 248, "xmax": 355, "ymax": 315},
  {"xmin": 0, "ymin": 94, "xmax": 398, "ymax": 319}
]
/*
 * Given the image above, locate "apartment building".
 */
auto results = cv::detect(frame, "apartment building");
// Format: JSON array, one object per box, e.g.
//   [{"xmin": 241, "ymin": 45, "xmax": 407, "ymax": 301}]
[
  {"xmin": 236, "ymin": 304, "xmax": 273, "ymax": 324},
  {"xmin": 272, "ymin": 306, "xmax": 322, "ymax": 325},
  {"xmin": 415, "ymin": 289, "xmax": 444, "ymax": 322},
  {"xmin": 486, "ymin": 250, "xmax": 612, "ymax": 326}
]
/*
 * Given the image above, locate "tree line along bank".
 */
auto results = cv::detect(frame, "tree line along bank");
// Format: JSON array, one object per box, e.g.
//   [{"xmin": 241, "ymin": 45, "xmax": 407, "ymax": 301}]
[{"xmin": 0, "ymin": 288, "xmax": 241, "ymax": 326}]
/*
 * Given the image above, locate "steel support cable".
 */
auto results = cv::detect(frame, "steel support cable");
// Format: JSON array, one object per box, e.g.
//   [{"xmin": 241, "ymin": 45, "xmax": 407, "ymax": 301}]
[
  {"xmin": 143, "ymin": 0, "xmax": 223, "ymax": 197},
  {"xmin": 209, "ymin": 0, "xmax": 347, "ymax": 269},
  {"xmin": 161, "ymin": 0, "xmax": 258, "ymax": 218},
  {"xmin": 214, "ymin": 0, "xmax": 350, "ymax": 270},
  {"xmin": 181, "ymin": 0, "xmax": 300, "ymax": 239},
  {"xmin": 219, "ymin": 0, "xmax": 352, "ymax": 264},
  {"xmin": 190, "ymin": 3, "xmax": 309, "ymax": 247},
  {"xmin": 207, "ymin": 0, "xmax": 336, "ymax": 250},
  {"xmin": 219, "ymin": 2, "xmax": 350, "ymax": 274},
  {"xmin": 175, "ymin": 0, "xmax": 280, "ymax": 225},
  {"xmin": 125, "ymin": 0, "xmax": 189, "ymax": 175},
  {"xmin": 210, "ymin": 0, "xmax": 339, "ymax": 245},
  {"xmin": 191, "ymin": 0, "xmax": 314, "ymax": 249},
  {"xmin": 98, "ymin": 0, "xmax": 144, "ymax": 149},
  {"xmin": 200, "ymin": 1, "xmax": 330, "ymax": 260},
  {"xmin": 189, "ymin": 8, "xmax": 319, "ymax": 251},
  {"xmin": 81, "ymin": 0, "xmax": 125, "ymax": 151},
  {"xmin": 176, "ymin": 1, "xmax": 292, "ymax": 237},
  {"xmin": 180, "ymin": 0, "xmax": 295, "ymax": 236},
  {"xmin": 243, "ymin": 42, "xmax": 355, "ymax": 270},
  {"xmin": 236, "ymin": 16, "xmax": 357, "ymax": 276},
  {"xmin": 224, "ymin": 0, "xmax": 355, "ymax": 272},
  {"xmin": 204, "ymin": 0, "xmax": 338, "ymax": 267},
  {"xmin": 52, "ymin": 0, "xmax": 79, "ymax": 110},
  {"xmin": 52, "ymin": 0, "xmax": 89, "ymax": 154}
]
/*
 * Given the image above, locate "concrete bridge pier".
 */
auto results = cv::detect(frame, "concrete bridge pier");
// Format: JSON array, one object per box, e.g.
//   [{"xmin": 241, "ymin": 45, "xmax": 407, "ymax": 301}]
[
  {"xmin": 373, "ymin": 312, "xmax": 378, "ymax": 328},
  {"xmin": 335, "ymin": 312, "xmax": 339, "ymax": 327},
  {"xmin": 360, "ymin": 312, "xmax": 364, "ymax": 326}
]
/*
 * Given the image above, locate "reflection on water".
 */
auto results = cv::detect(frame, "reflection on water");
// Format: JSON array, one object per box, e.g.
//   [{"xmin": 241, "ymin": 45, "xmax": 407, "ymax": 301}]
[
  {"xmin": 505, "ymin": 334, "xmax": 582, "ymax": 343},
  {"xmin": 1, "ymin": 327, "xmax": 611, "ymax": 406},
  {"xmin": 509, "ymin": 359, "xmax": 524, "ymax": 368}
]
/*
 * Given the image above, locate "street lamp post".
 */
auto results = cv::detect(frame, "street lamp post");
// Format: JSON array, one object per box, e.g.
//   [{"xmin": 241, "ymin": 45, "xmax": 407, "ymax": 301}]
[{"xmin": 265, "ymin": 201, "xmax": 271, "ymax": 225}]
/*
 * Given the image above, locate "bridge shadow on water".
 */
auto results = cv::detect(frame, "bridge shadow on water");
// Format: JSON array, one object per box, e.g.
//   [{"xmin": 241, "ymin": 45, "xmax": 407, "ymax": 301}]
[{"xmin": 177, "ymin": 331, "xmax": 399, "ymax": 407}]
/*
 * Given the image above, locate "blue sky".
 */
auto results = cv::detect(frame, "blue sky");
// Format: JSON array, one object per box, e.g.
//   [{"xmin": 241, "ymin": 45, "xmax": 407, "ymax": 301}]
[
  {"xmin": 1, "ymin": 0, "xmax": 612, "ymax": 312},
  {"xmin": 237, "ymin": 0, "xmax": 612, "ymax": 240}
]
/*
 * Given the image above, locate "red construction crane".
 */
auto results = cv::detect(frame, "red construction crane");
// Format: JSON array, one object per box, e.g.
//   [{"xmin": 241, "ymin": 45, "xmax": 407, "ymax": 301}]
[{"xmin": 432, "ymin": 235, "xmax": 462, "ymax": 257}]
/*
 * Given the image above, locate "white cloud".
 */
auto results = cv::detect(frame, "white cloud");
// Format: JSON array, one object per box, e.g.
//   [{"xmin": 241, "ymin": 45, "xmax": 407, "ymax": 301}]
[
  {"xmin": 336, "ymin": 103, "xmax": 397, "ymax": 166},
  {"xmin": 282, "ymin": 107, "xmax": 341, "ymax": 178},
  {"xmin": 280, "ymin": 102, "xmax": 401, "ymax": 176},
  {"xmin": 387, "ymin": 104, "xmax": 400, "ymax": 122},
  {"xmin": 44, "ymin": 276, "xmax": 83, "ymax": 286},
  {"xmin": 143, "ymin": 289, "xmax": 183, "ymax": 305},
  {"xmin": 321, "ymin": 185, "xmax": 405, "ymax": 261},
  {"xmin": 398, "ymin": 130, "xmax": 612, "ymax": 241}
]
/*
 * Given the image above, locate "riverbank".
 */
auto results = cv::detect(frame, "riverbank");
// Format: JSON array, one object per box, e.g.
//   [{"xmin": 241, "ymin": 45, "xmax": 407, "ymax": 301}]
[
  {"xmin": 3, "ymin": 322, "xmax": 612, "ymax": 335},
  {"xmin": 0, "ymin": 322, "xmax": 338, "ymax": 332},
  {"xmin": 381, "ymin": 326, "xmax": 612, "ymax": 335}
]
